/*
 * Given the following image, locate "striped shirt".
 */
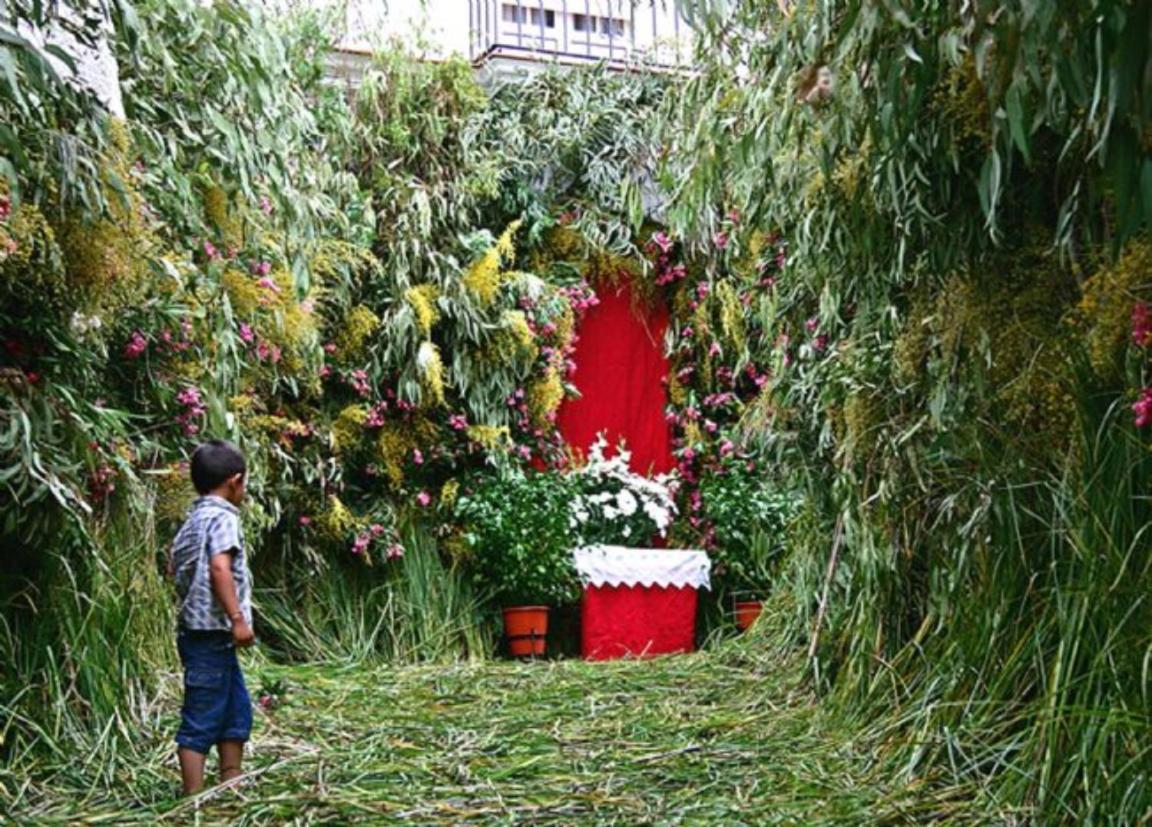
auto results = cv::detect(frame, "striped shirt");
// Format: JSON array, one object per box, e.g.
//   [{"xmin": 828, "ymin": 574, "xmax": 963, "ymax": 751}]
[{"xmin": 170, "ymin": 496, "xmax": 252, "ymax": 631}]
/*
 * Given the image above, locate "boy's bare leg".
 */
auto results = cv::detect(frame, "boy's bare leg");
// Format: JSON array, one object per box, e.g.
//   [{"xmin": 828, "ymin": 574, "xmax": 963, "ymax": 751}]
[
  {"xmin": 218, "ymin": 739, "xmax": 244, "ymax": 784},
  {"xmin": 178, "ymin": 747, "xmax": 207, "ymax": 795}
]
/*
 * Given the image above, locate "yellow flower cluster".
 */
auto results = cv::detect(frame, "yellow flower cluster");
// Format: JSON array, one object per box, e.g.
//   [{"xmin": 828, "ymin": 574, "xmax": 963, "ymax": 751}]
[
  {"xmin": 153, "ymin": 463, "xmax": 193, "ymax": 527},
  {"xmin": 716, "ymin": 280, "xmax": 745, "ymax": 348},
  {"xmin": 202, "ymin": 184, "xmax": 243, "ymax": 250},
  {"xmin": 463, "ymin": 246, "xmax": 501, "ymax": 304},
  {"xmin": 527, "ymin": 366, "xmax": 565, "ymax": 427},
  {"xmin": 937, "ymin": 58, "xmax": 992, "ymax": 147},
  {"xmin": 467, "ymin": 424, "xmax": 510, "ymax": 452},
  {"xmin": 376, "ymin": 424, "xmax": 411, "ymax": 486},
  {"xmin": 336, "ymin": 305, "xmax": 381, "ymax": 361},
  {"xmin": 0, "ymin": 200, "xmax": 62, "ymax": 306},
  {"xmin": 934, "ymin": 248, "xmax": 1078, "ymax": 444},
  {"xmin": 332, "ymin": 405, "xmax": 368, "ymax": 453},
  {"xmin": 463, "ymin": 220, "xmax": 522, "ymax": 304},
  {"xmin": 892, "ymin": 289, "xmax": 935, "ymax": 385},
  {"xmin": 841, "ymin": 391, "xmax": 884, "ymax": 465},
  {"xmin": 222, "ymin": 267, "xmax": 263, "ymax": 315},
  {"xmin": 319, "ymin": 495, "xmax": 359, "ymax": 541},
  {"xmin": 1076, "ymin": 238, "xmax": 1152, "ymax": 379},
  {"xmin": 440, "ymin": 478, "xmax": 460, "ymax": 509},
  {"xmin": 55, "ymin": 120, "xmax": 155, "ymax": 313},
  {"xmin": 310, "ymin": 238, "xmax": 378, "ymax": 284},
  {"xmin": 376, "ymin": 416, "xmax": 441, "ymax": 486},
  {"xmin": 405, "ymin": 284, "xmax": 441, "ymax": 334},
  {"xmin": 530, "ymin": 225, "xmax": 585, "ymax": 271},
  {"xmin": 417, "ymin": 340, "xmax": 446, "ymax": 406}
]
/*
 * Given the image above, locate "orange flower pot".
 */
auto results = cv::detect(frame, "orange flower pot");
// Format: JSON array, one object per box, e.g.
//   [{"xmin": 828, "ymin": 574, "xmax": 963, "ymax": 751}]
[
  {"xmin": 734, "ymin": 600, "xmax": 763, "ymax": 631},
  {"xmin": 502, "ymin": 606, "xmax": 549, "ymax": 657}
]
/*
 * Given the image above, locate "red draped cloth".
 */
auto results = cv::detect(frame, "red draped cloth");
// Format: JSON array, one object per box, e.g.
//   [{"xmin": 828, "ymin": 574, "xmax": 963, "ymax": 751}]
[
  {"xmin": 581, "ymin": 585, "xmax": 698, "ymax": 660},
  {"xmin": 559, "ymin": 280, "xmax": 694, "ymax": 660},
  {"xmin": 557, "ymin": 280, "xmax": 674, "ymax": 474}
]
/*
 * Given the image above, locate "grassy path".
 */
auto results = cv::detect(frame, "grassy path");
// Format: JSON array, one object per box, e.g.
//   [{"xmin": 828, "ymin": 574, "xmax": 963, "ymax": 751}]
[{"xmin": 9, "ymin": 641, "xmax": 979, "ymax": 824}]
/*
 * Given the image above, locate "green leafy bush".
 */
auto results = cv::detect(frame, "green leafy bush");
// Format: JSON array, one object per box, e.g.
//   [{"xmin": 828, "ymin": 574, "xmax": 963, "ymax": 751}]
[
  {"xmin": 454, "ymin": 471, "xmax": 581, "ymax": 607},
  {"xmin": 696, "ymin": 459, "xmax": 801, "ymax": 593}
]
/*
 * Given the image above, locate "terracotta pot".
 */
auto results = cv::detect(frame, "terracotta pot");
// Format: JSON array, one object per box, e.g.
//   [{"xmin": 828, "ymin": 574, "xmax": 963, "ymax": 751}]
[
  {"xmin": 734, "ymin": 600, "xmax": 763, "ymax": 631},
  {"xmin": 502, "ymin": 605, "xmax": 549, "ymax": 657}
]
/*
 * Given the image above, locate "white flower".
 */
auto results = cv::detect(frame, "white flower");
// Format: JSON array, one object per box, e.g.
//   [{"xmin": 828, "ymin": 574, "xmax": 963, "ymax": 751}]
[
  {"xmin": 622, "ymin": 525, "xmax": 632, "ymax": 538},
  {"xmin": 616, "ymin": 489, "xmax": 638, "ymax": 516},
  {"xmin": 602, "ymin": 504, "xmax": 619, "ymax": 521},
  {"xmin": 644, "ymin": 501, "xmax": 671, "ymax": 529},
  {"xmin": 69, "ymin": 311, "xmax": 102, "ymax": 337}
]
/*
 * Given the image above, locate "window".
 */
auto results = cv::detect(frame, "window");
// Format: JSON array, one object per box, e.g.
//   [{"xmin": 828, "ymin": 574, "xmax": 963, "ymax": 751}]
[
  {"xmin": 501, "ymin": 4, "xmax": 526, "ymax": 24},
  {"xmin": 529, "ymin": 8, "xmax": 556, "ymax": 28},
  {"xmin": 572, "ymin": 14, "xmax": 628, "ymax": 37}
]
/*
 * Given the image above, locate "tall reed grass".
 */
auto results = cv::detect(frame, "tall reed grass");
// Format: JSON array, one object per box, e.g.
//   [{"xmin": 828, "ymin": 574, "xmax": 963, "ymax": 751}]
[
  {"xmin": 784, "ymin": 387, "xmax": 1152, "ymax": 821},
  {"xmin": 255, "ymin": 524, "xmax": 493, "ymax": 664}
]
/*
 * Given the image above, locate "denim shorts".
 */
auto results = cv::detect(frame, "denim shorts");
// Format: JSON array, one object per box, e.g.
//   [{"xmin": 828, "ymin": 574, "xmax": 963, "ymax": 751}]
[{"xmin": 175, "ymin": 629, "xmax": 252, "ymax": 755}]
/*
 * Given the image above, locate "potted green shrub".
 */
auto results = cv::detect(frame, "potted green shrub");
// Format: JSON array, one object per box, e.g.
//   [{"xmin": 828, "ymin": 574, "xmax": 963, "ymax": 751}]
[
  {"xmin": 454, "ymin": 470, "xmax": 581, "ymax": 656},
  {"xmin": 695, "ymin": 459, "xmax": 801, "ymax": 630}
]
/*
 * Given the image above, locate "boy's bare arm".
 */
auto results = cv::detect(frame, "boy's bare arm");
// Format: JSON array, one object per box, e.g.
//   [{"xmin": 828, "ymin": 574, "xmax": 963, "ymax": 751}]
[{"xmin": 209, "ymin": 552, "xmax": 255, "ymax": 647}]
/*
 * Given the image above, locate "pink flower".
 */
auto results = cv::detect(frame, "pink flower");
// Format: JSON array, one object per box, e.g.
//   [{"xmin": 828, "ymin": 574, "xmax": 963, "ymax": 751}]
[
  {"xmin": 704, "ymin": 419, "xmax": 718, "ymax": 433},
  {"xmin": 370, "ymin": 523, "xmax": 386, "ymax": 537},
  {"xmin": 123, "ymin": 331, "xmax": 148, "ymax": 359},
  {"xmin": 323, "ymin": 342, "xmax": 337, "ymax": 355},
  {"xmin": 257, "ymin": 276, "xmax": 279, "ymax": 293},
  {"xmin": 352, "ymin": 533, "xmax": 371, "ymax": 555},
  {"xmin": 299, "ymin": 515, "xmax": 312, "ymax": 526},
  {"xmin": 251, "ymin": 261, "xmax": 272, "ymax": 277},
  {"xmin": 386, "ymin": 543, "xmax": 405, "ymax": 560},
  {"xmin": 805, "ymin": 316, "xmax": 819, "ymax": 333},
  {"xmin": 650, "ymin": 231, "xmax": 673, "ymax": 253},
  {"xmin": 259, "ymin": 196, "xmax": 273, "ymax": 215},
  {"xmin": 1134, "ymin": 388, "xmax": 1152, "ymax": 427},
  {"xmin": 412, "ymin": 449, "xmax": 424, "ymax": 465},
  {"xmin": 416, "ymin": 491, "xmax": 432, "ymax": 507},
  {"xmin": 682, "ymin": 326, "xmax": 694, "ymax": 338},
  {"xmin": 176, "ymin": 386, "xmax": 202, "ymax": 406},
  {"xmin": 709, "ymin": 341, "xmax": 721, "ymax": 357},
  {"xmin": 713, "ymin": 231, "xmax": 729, "ymax": 250},
  {"xmin": 1133, "ymin": 302, "xmax": 1152, "ymax": 347},
  {"xmin": 720, "ymin": 439, "xmax": 735, "ymax": 456},
  {"xmin": 238, "ymin": 323, "xmax": 255, "ymax": 343},
  {"xmin": 0, "ymin": 195, "xmax": 10, "ymax": 222},
  {"xmin": 203, "ymin": 240, "xmax": 219, "ymax": 260}
]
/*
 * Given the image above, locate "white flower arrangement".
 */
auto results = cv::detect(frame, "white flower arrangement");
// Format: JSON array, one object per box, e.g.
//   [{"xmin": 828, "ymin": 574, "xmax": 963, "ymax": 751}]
[{"xmin": 568, "ymin": 435, "xmax": 679, "ymax": 546}]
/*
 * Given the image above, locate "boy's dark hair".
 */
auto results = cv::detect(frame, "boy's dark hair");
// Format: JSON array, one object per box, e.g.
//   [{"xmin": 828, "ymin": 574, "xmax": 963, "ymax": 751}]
[{"xmin": 190, "ymin": 440, "xmax": 247, "ymax": 495}]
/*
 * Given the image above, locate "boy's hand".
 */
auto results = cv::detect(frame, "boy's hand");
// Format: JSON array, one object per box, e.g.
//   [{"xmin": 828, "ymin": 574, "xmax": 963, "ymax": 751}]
[{"xmin": 231, "ymin": 616, "xmax": 255, "ymax": 648}]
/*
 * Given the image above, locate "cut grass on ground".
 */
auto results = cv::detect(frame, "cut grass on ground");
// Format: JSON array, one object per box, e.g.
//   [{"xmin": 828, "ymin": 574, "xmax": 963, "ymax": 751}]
[{"xmin": 5, "ymin": 639, "xmax": 984, "ymax": 824}]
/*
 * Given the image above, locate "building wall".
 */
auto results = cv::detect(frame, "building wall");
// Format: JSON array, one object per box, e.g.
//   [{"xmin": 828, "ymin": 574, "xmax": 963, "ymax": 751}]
[{"xmin": 335, "ymin": 0, "xmax": 690, "ymax": 65}]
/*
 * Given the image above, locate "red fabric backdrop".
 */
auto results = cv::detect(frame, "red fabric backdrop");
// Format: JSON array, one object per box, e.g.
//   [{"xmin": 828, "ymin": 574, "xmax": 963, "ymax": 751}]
[{"xmin": 557, "ymin": 281, "xmax": 673, "ymax": 474}]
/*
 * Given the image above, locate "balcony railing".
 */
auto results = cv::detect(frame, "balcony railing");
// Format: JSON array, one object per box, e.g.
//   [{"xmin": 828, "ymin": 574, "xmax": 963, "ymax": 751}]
[{"xmin": 469, "ymin": 0, "xmax": 690, "ymax": 69}]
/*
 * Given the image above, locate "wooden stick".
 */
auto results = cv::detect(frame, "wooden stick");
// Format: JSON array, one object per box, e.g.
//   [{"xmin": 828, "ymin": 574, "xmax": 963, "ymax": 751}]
[{"xmin": 808, "ymin": 513, "xmax": 845, "ymax": 662}]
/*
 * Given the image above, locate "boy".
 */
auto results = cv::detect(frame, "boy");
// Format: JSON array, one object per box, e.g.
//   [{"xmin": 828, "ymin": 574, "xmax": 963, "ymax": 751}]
[{"xmin": 168, "ymin": 439, "xmax": 255, "ymax": 796}]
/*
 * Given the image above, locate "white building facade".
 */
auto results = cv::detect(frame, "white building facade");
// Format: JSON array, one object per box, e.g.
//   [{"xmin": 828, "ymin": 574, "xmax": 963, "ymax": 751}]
[{"xmin": 333, "ymin": 0, "xmax": 692, "ymax": 77}]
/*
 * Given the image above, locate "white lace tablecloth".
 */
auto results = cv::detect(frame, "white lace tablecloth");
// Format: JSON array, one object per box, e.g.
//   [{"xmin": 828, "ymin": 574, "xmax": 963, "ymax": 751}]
[{"xmin": 572, "ymin": 545, "xmax": 712, "ymax": 590}]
